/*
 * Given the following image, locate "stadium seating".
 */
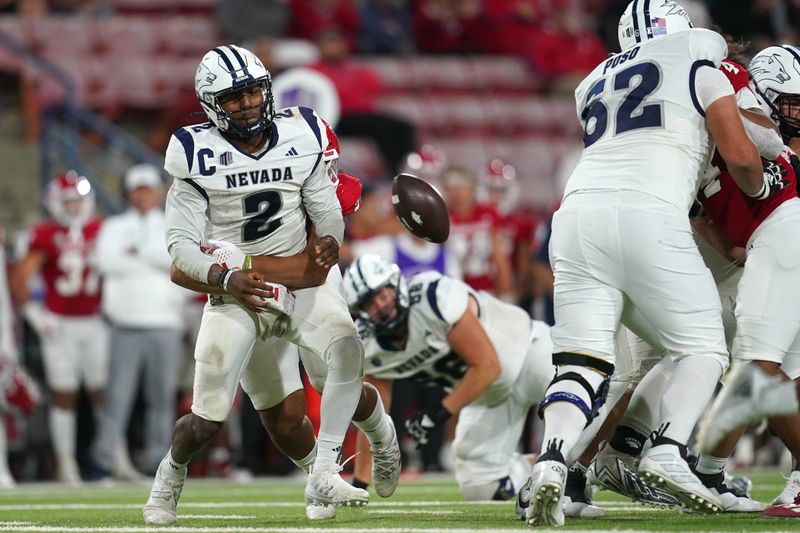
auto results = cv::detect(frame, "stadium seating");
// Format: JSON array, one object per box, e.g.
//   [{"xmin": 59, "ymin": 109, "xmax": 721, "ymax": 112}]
[{"xmin": 0, "ymin": 13, "xmax": 579, "ymax": 208}]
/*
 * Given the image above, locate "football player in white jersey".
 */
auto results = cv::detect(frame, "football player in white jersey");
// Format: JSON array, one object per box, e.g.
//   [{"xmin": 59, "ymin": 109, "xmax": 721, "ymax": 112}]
[
  {"xmin": 144, "ymin": 44, "xmax": 371, "ymax": 524},
  {"xmin": 343, "ymin": 254, "xmax": 555, "ymax": 501},
  {"xmin": 529, "ymin": 0, "xmax": 773, "ymax": 526}
]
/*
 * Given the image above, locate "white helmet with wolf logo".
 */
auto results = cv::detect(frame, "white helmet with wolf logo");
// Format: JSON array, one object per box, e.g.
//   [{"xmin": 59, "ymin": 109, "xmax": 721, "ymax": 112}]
[
  {"xmin": 618, "ymin": 0, "xmax": 693, "ymax": 52},
  {"xmin": 195, "ymin": 44, "xmax": 275, "ymax": 140},
  {"xmin": 750, "ymin": 45, "xmax": 800, "ymax": 140}
]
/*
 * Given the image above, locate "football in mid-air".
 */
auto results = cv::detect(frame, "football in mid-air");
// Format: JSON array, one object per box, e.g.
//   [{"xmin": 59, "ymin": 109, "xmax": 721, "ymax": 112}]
[{"xmin": 391, "ymin": 173, "xmax": 450, "ymax": 243}]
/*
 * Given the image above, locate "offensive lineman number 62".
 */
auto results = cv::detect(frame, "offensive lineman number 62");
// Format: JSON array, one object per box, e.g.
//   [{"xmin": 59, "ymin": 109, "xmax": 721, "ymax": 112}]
[{"xmin": 581, "ymin": 61, "xmax": 664, "ymax": 148}]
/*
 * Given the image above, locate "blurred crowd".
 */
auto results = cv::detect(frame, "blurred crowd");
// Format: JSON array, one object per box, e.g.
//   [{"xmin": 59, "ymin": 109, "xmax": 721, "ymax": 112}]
[{"xmin": 1, "ymin": 0, "xmax": 799, "ymax": 485}]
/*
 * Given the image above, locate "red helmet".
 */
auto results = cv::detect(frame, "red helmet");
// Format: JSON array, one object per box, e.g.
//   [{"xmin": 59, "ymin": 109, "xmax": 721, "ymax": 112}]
[
  {"xmin": 478, "ymin": 159, "xmax": 518, "ymax": 214},
  {"xmin": 402, "ymin": 144, "xmax": 448, "ymax": 182},
  {"xmin": 44, "ymin": 171, "xmax": 95, "ymax": 228}
]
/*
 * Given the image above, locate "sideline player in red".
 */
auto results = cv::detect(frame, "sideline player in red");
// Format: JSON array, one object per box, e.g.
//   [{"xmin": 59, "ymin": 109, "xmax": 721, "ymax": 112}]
[
  {"xmin": 11, "ymin": 171, "xmax": 108, "ymax": 484},
  {"xmin": 441, "ymin": 166, "xmax": 514, "ymax": 300},
  {"xmin": 477, "ymin": 158, "xmax": 539, "ymax": 307}
]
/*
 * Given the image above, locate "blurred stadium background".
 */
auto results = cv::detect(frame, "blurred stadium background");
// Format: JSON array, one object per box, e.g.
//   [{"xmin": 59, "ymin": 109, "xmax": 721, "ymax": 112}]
[{"xmin": 0, "ymin": 0, "xmax": 798, "ymax": 489}]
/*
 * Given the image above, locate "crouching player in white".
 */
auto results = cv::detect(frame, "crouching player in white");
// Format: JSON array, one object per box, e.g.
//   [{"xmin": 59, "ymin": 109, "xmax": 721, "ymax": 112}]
[
  {"xmin": 144, "ymin": 44, "xmax": 370, "ymax": 524},
  {"xmin": 531, "ymin": 1, "xmax": 771, "ymax": 526},
  {"xmin": 343, "ymin": 255, "xmax": 555, "ymax": 501}
]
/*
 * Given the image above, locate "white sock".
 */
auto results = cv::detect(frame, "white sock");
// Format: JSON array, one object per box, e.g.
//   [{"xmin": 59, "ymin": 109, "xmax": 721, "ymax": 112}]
[
  {"xmin": 352, "ymin": 393, "xmax": 393, "ymax": 446},
  {"xmin": 50, "ymin": 407, "xmax": 76, "ymax": 460},
  {"xmin": 313, "ymin": 336, "xmax": 363, "ymax": 471},
  {"xmin": 542, "ymin": 402, "xmax": 587, "ymax": 461},
  {"xmin": 0, "ymin": 421, "xmax": 10, "ymax": 480},
  {"xmin": 160, "ymin": 449, "xmax": 188, "ymax": 479},
  {"xmin": 696, "ymin": 453, "xmax": 727, "ymax": 475},
  {"xmin": 567, "ymin": 380, "xmax": 628, "ymax": 465},
  {"xmin": 292, "ymin": 441, "xmax": 317, "ymax": 473},
  {"xmin": 621, "ymin": 356, "xmax": 673, "ymax": 436},
  {"xmin": 541, "ymin": 365, "xmax": 607, "ymax": 462},
  {"xmin": 660, "ymin": 355, "xmax": 722, "ymax": 444}
]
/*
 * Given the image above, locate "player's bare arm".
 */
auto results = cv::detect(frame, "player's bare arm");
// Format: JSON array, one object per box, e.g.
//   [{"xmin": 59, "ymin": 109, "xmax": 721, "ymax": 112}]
[
  {"xmin": 705, "ymin": 94, "xmax": 765, "ymax": 197},
  {"xmin": 354, "ymin": 375, "xmax": 394, "ymax": 485},
  {"xmin": 313, "ymin": 235, "xmax": 339, "ymax": 268},
  {"xmin": 171, "ymin": 237, "xmax": 328, "ymax": 294},
  {"xmin": 9, "ymin": 249, "xmax": 46, "ymax": 305},
  {"xmin": 690, "ymin": 217, "xmax": 745, "ymax": 267},
  {"xmin": 441, "ymin": 296, "xmax": 501, "ymax": 415}
]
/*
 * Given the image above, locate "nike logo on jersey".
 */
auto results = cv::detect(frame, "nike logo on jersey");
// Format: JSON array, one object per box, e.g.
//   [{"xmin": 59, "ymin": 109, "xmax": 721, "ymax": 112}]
[
  {"xmin": 285, "ymin": 147, "xmax": 298, "ymax": 156},
  {"xmin": 225, "ymin": 168, "xmax": 294, "ymax": 188}
]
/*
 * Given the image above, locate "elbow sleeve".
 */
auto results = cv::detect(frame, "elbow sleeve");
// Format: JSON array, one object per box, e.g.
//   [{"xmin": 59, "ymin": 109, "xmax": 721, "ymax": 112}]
[
  {"xmin": 743, "ymin": 119, "xmax": 783, "ymax": 160},
  {"xmin": 168, "ymin": 240, "xmax": 215, "ymax": 284},
  {"xmin": 312, "ymin": 210, "xmax": 345, "ymax": 247}
]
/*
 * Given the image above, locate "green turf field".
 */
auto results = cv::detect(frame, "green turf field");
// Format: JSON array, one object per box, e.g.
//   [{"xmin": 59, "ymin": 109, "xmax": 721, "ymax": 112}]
[{"xmin": 0, "ymin": 471, "xmax": 798, "ymax": 532}]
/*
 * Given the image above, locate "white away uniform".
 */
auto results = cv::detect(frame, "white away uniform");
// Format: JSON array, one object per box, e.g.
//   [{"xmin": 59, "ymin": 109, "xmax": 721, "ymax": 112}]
[
  {"xmin": 551, "ymin": 29, "xmax": 730, "ymax": 369},
  {"xmin": 359, "ymin": 271, "xmax": 555, "ymax": 491},
  {"xmin": 164, "ymin": 106, "xmax": 359, "ymax": 421}
]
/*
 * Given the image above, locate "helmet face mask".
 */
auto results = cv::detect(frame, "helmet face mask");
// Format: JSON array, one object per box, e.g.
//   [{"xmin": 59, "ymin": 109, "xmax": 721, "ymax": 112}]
[
  {"xmin": 195, "ymin": 45, "xmax": 275, "ymax": 140},
  {"xmin": 749, "ymin": 45, "xmax": 800, "ymax": 141},
  {"xmin": 618, "ymin": 0, "xmax": 692, "ymax": 52},
  {"xmin": 344, "ymin": 255, "xmax": 410, "ymax": 336}
]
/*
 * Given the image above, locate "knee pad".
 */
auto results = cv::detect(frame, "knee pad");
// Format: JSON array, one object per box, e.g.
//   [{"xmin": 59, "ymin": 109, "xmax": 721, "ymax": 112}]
[
  {"xmin": 325, "ymin": 335, "xmax": 365, "ymax": 382},
  {"xmin": 537, "ymin": 353, "xmax": 614, "ymax": 426}
]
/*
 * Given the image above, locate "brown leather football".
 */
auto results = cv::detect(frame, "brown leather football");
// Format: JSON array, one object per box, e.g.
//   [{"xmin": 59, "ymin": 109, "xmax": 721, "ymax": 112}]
[{"xmin": 391, "ymin": 173, "xmax": 450, "ymax": 243}]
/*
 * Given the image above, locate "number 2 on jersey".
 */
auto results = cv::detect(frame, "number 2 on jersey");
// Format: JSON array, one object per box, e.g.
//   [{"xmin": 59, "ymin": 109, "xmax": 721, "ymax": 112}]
[
  {"xmin": 242, "ymin": 190, "xmax": 283, "ymax": 242},
  {"xmin": 582, "ymin": 61, "xmax": 664, "ymax": 148}
]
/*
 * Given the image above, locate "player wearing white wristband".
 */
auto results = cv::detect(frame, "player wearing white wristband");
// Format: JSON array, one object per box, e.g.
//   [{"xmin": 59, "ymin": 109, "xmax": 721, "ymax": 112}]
[{"xmin": 145, "ymin": 44, "xmax": 375, "ymax": 525}]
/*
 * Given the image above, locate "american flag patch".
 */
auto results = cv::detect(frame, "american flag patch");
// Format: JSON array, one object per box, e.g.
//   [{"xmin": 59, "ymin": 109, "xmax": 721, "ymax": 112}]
[
  {"xmin": 219, "ymin": 152, "xmax": 233, "ymax": 166},
  {"xmin": 650, "ymin": 17, "xmax": 667, "ymax": 37}
]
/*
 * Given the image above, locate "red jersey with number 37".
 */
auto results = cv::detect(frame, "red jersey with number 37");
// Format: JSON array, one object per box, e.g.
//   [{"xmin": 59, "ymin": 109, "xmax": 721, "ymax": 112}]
[
  {"xmin": 27, "ymin": 219, "xmax": 103, "ymax": 316},
  {"xmin": 696, "ymin": 60, "xmax": 798, "ymax": 247}
]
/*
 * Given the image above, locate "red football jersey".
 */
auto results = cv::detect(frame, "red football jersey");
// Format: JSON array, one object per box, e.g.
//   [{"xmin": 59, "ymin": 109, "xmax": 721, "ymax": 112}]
[
  {"xmin": 501, "ymin": 210, "xmax": 539, "ymax": 269},
  {"xmin": 27, "ymin": 218, "xmax": 103, "ymax": 316},
  {"xmin": 697, "ymin": 60, "xmax": 798, "ymax": 248},
  {"xmin": 698, "ymin": 149, "xmax": 797, "ymax": 248},
  {"xmin": 719, "ymin": 59, "xmax": 752, "ymax": 94},
  {"xmin": 447, "ymin": 203, "xmax": 503, "ymax": 292}
]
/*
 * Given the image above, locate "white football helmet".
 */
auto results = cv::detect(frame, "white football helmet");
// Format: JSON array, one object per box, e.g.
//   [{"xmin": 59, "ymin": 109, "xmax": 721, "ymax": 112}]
[
  {"xmin": 195, "ymin": 44, "xmax": 275, "ymax": 139},
  {"xmin": 44, "ymin": 171, "xmax": 95, "ymax": 228},
  {"xmin": 344, "ymin": 255, "xmax": 410, "ymax": 333},
  {"xmin": 749, "ymin": 45, "xmax": 800, "ymax": 141},
  {"xmin": 618, "ymin": 0, "xmax": 693, "ymax": 52}
]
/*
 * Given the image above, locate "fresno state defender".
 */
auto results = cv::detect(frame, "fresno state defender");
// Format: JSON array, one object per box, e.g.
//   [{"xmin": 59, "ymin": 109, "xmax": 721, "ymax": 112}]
[
  {"xmin": 11, "ymin": 171, "xmax": 108, "ymax": 484},
  {"xmin": 441, "ymin": 166, "xmax": 514, "ymax": 299},
  {"xmin": 695, "ymin": 51, "xmax": 800, "ymax": 502}
]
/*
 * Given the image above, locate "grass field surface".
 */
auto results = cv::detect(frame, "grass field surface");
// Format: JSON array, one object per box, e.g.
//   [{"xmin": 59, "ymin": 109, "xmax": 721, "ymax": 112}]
[{"xmin": 0, "ymin": 471, "xmax": 798, "ymax": 532}]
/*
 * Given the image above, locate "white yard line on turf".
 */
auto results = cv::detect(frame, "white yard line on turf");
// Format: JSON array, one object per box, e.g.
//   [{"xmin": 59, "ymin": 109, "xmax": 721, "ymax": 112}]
[
  {"xmin": 366, "ymin": 510, "xmax": 462, "ymax": 515},
  {"xmin": 0, "ymin": 501, "xmax": 676, "ymax": 511},
  {"xmin": 177, "ymin": 515, "xmax": 255, "ymax": 520},
  {"xmin": 0, "ymin": 526, "xmax": 796, "ymax": 533}
]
